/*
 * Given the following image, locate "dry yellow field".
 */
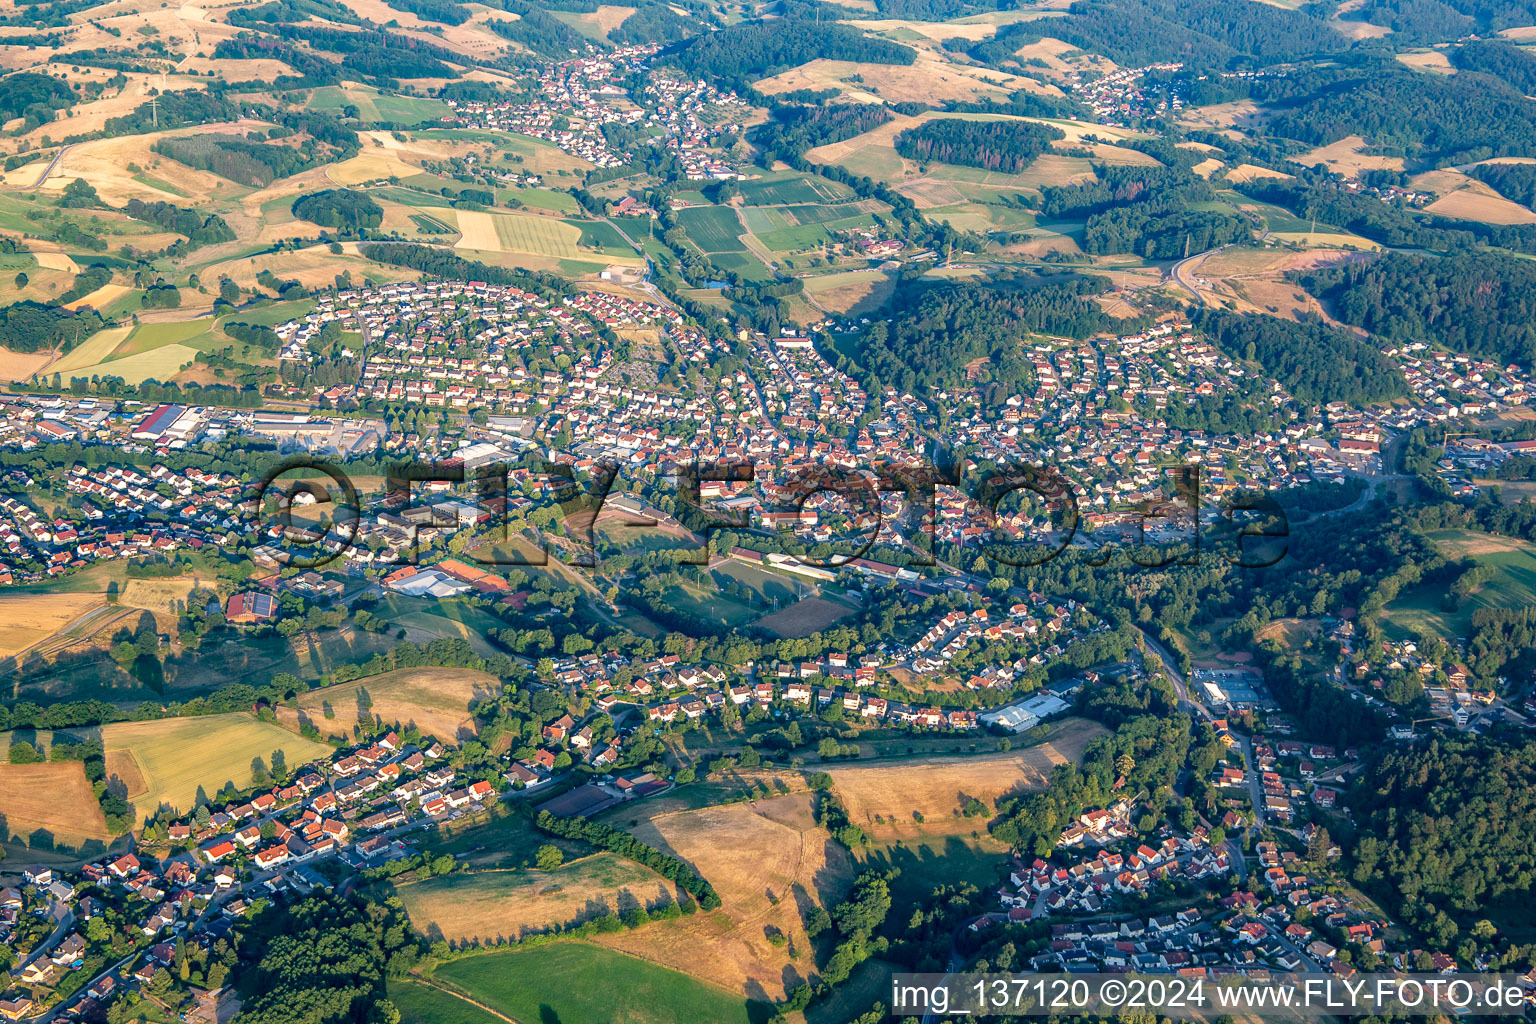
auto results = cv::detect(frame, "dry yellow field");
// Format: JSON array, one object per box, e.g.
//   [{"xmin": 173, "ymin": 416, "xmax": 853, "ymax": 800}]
[
  {"xmin": 1425, "ymin": 189, "xmax": 1536, "ymax": 225},
  {"xmin": 1191, "ymin": 157, "xmax": 1224, "ymax": 178},
  {"xmin": 596, "ymin": 793, "xmax": 854, "ymax": 1000},
  {"xmin": 275, "ymin": 666, "xmax": 498, "ymax": 742},
  {"xmin": 827, "ymin": 717, "xmax": 1108, "ymax": 840},
  {"xmin": 757, "ymin": 53, "xmax": 1060, "ymax": 106},
  {"xmin": 1300, "ymin": 134, "xmax": 1405, "ymax": 175},
  {"xmin": 0, "ymin": 591, "xmax": 107, "ymax": 659},
  {"xmin": 40, "ymin": 122, "xmax": 246, "ymax": 204},
  {"xmin": 1267, "ymin": 230, "xmax": 1383, "ymax": 249},
  {"xmin": 802, "ymin": 269, "xmax": 895, "ymax": 316},
  {"xmin": 454, "ymin": 210, "xmax": 505, "ymax": 252},
  {"xmin": 0, "ymin": 347, "xmax": 56, "ymax": 383},
  {"xmin": 62, "ymin": 282, "xmax": 131, "ymax": 312},
  {"xmin": 30, "ymin": 250, "xmax": 81, "ymax": 274},
  {"xmin": 119, "ymin": 576, "xmax": 205, "ymax": 615},
  {"xmin": 103, "ymin": 713, "xmax": 334, "ymax": 821},
  {"xmin": 843, "ymin": 16, "xmax": 1000, "ymax": 40},
  {"xmin": 1224, "ymin": 163, "xmax": 1293, "ymax": 184},
  {"xmin": 328, "ymin": 150, "xmax": 422, "ymax": 185},
  {"xmin": 397, "ymin": 854, "xmax": 682, "ymax": 942},
  {"xmin": 0, "ymin": 762, "xmax": 112, "ymax": 847},
  {"xmin": 1396, "ymin": 50, "xmax": 1455, "ymax": 73},
  {"xmin": 53, "ymin": 345, "xmax": 201, "ymax": 386}
]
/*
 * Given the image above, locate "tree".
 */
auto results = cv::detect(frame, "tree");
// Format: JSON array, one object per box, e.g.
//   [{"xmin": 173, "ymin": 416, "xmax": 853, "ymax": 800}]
[{"xmin": 535, "ymin": 844, "xmax": 564, "ymax": 870}]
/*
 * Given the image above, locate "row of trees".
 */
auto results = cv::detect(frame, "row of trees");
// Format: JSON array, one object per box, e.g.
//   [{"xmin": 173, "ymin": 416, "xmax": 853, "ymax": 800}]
[{"xmin": 534, "ymin": 810, "xmax": 723, "ymax": 908}]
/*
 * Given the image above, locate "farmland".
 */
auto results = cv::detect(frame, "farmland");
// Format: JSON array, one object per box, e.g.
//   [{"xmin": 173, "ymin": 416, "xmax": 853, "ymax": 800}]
[
  {"xmin": 389, "ymin": 979, "xmax": 504, "ymax": 1024},
  {"xmin": 675, "ymin": 205, "xmax": 748, "ymax": 253},
  {"xmin": 0, "ymin": 761, "xmax": 112, "ymax": 848},
  {"xmin": 825, "ymin": 717, "xmax": 1108, "ymax": 839},
  {"xmin": 274, "ymin": 666, "xmax": 497, "ymax": 742},
  {"xmin": 0, "ymin": 589, "xmax": 108, "ymax": 660},
  {"xmin": 594, "ymin": 793, "xmax": 853, "ymax": 1000},
  {"xmin": 395, "ymin": 853, "xmax": 682, "ymax": 942},
  {"xmin": 431, "ymin": 944, "xmax": 767, "ymax": 1024},
  {"xmin": 101, "ymin": 713, "xmax": 334, "ymax": 821}
]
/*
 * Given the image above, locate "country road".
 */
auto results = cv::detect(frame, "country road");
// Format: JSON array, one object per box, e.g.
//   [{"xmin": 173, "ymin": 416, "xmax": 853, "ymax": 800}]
[{"xmin": 0, "ymin": 145, "xmax": 70, "ymax": 192}]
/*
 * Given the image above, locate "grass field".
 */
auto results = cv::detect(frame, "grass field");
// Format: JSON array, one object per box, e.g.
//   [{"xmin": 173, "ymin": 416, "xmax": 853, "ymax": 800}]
[
  {"xmin": 596, "ymin": 793, "xmax": 853, "ymax": 1000},
  {"xmin": 373, "ymin": 595, "xmax": 508, "ymax": 658},
  {"xmin": 275, "ymin": 666, "xmax": 497, "ymax": 742},
  {"xmin": 826, "ymin": 717, "xmax": 1107, "ymax": 840},
  {"xmin": 737, "ymin": 175, "xmax": 853, "ymax": 205},
  {"xmin": 0, "ymin": 761, "xmax": 112, "ymax": 847},
  {"xmin": 434, "ymin": 944, "xmax": 769, "ymax": 1024},
  {"xmin": 43, "ymin": 318, "xmax": 209, "ymax": 385},
  {"xmin": 390, "ymin": 979, "xmax": 504, "ymax": 1024},
  {"xmin": 397, "ymin": 853, "xmax": 682, "ymax": 942},
  {"xmin": 676, "ymin": 205, "xmax": 747, "ymax": 253},
  {"xmin": 1382, "ymin": 528, "xmax": 1536, "ymax": 639},
  {"xmin": 801, "ymin": 269, "xmax": 895, "ymax": 316},
  {"xmin": 102, "ymin": 713, "xmax": 333, "ymax": 821}
]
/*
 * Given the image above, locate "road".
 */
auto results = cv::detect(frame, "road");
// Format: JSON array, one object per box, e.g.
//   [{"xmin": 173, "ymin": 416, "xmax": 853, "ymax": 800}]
[
  {"xmin": 1, "ymin": 146, "xmax": 70, "ymax": 192},
  {"xmin": 1137, "ymin": 627, "xmax": 1209, "ymax": 723},
  {"xmin": 1169, "ymin": 200, "xmax": 1269, "ymax": 306}
]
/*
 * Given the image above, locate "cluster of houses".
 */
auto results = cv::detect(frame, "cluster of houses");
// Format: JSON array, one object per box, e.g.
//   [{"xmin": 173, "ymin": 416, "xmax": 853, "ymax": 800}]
[
  {"xmin": 1070, "ymin": 62, "xmax": 1188, "ymax": 124},
  {"xmin": 447, "ymin": 45, "xmax": 747, "ymax": 179}
]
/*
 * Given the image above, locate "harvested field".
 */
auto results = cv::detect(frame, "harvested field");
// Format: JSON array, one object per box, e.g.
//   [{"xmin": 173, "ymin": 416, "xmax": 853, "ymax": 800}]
[
  {"xmin": 397, "ymin": 854, "xmax": 682, "ymax": 942},
  {"xmin": 828, "ymin": 717, "xmax": 1108, "ymax": 839},
  {"xmin": 1396, "ymin": 50, "xmax": 1455, "ymax": 73},
  {"xmin": 0, "ymin": 347, "xmax": 54, "ymax": 382},
  {"xmin": 1425, "ymin": 189, "xmax": 1536, "ymax": 225},
  {"xmin": 329, "ymin": 150, "xmax": 421, "ymax": 185},
  {"xmin": 756, "ymin": 54, "xmax": 1058, "ymax": 106},
  {"xmin": 1224, "ymin": 163, "xmax": 1293, "ymax": 183},
  {"xmin": 0, "ymin": 590, "xmax": 107, "ymax": 659},
  {"xmin": 0, "ymin": 761, "xmax": 111, "ymax": 847},
  {"xmin": 102, "ymin": 713, "xmax": 333, "ymax": 821},
  {"xmin": 62, "ymin": 282, "xmax": 131, "ymax": 312},
  {"xmin": 275, "ymin": 666, "xmax": 497, "ymax": 742},
  {"xmin": 596, "ymin": 793, "xmax": 855, "ymax": 1000},
  {"xmin": 1300, "ymin": 135, "xmax": 1404, "ymax": 175}
]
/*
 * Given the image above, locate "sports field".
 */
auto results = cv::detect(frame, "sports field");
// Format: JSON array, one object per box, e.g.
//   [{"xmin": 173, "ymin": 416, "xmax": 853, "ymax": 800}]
[
  {"xmin": 396, "ymin": 853, "xmax": 682, "ymax": 942},
  {"xmin": 433, "ymin": 944, "xmax": 766, "ymax": 1024},
  {"xmin": 275, "ymin": 666, "xmax": 496, "ymax": 742},
  {"xmin": 102, "ymin": 713, "xmax": 333, "ymax": 821}
]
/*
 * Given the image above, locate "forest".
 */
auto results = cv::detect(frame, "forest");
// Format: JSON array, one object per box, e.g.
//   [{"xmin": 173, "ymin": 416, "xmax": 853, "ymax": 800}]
[
  {"xmin": 1333, "ymin": 0, "xmax": 1536, "ymax": 43},
  {"xmin": 292, "ymin": 189, "xmax": 385, "ymax": 232},
  {"xmin": 123, "ymin": 199, "xmax": 237, "ymax": 248},
  {"xmin": 852, "ymin": 274, "xmax": 1110, "ymax": 393},
  {"xmin": 1040, "ymin": 165, "xmax": 1247, "ymax": 258},
  {"xmin": 1296, "ymin": 252, "xmax": 1536, "ymax": 367},
  {"xmin": 756, "ymin": 103, "xmax": 893, "ymax": 161},
  {"xmin": 1036, "ymin": 0, "xmax": 1346, "ymax": 67},
  {"xmin": 1192, "ymin": 308, "xmax": 1408, "ymax": 407},
  {"xmin": 669, "ymin": 19, "xmax": 916, "ymax": 85},
  {"xmin": 487, "ymin": 1, "xmax": 592, "ymax": 58},
  {"xmin": 1450, "ymin": 38, "xmax": 1536, "ymax": 93},
  {"xmin": 894, "ymin": 118, "xmax": 1065, "ymax": 174},
  {"xmin": 1349, "ymin": 734, "xmax": 1536, "ymax": 952},
  {"xmin": 1237, "ymin": 177, "xmax": 1536, "ymax": 253},
  {"xmin": 0, "ymin": 301, "xmax": 105, "ymax": 354},
  {"xmin": 1263, "ymin": 61, "xmax": 1536, "ymax": 165},
  {"xmin": 1469, "ymin": 161, "xmax": 1536, "ymax": 208}
]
